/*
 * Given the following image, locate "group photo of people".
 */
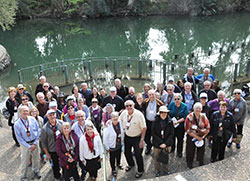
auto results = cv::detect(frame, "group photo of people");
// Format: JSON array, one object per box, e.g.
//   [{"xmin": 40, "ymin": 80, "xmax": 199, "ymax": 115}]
[{"xmin": 4, "ymin": 67, "xmax": 248, "ymax": 181}]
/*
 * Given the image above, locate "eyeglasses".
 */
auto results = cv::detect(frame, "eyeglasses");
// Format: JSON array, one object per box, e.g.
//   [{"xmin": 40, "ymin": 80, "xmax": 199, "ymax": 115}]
[
  {"xmin": 174, "ymin": 98, "xmax": 180, "ymax": 101},
  {"xmin": 77, "ymin": 116, "xmax": 85, "ymax": 118},
  {"xmin": 167, "ymin": 89, "xmax": 173, "ymax": 91},
  {"xmin": 234, "ymin": 92, "xmax": 241, "ymax": 95},
  {"xmin": 204, "ymin": 85, "xmax": 210, "ymax": 87},
  {"xmin": 92, "ymin": 101, "xmax": 98, "ymax": 103},
  {"xmin": 22, "ymin": 98, "xmax": 28, "ymax": 101},
  {"xmin": 126, "ymin": 104, "xmax": 133, "ymax": 107}
]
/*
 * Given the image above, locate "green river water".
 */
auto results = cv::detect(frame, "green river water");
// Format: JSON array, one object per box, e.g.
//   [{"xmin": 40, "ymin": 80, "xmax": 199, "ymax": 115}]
[{"xmin": 0, "ymin": 13, "xmax": 250, "ymax": 106}]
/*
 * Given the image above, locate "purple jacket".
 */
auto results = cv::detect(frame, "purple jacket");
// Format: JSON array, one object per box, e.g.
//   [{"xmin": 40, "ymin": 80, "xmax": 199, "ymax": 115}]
[
  {"xmin": 56, "ymin": 130, "xmax": 79, "ymax": 167},
  {"xmin": 208, "ymin": 99, "xmax": 229, "ymax": 112}
]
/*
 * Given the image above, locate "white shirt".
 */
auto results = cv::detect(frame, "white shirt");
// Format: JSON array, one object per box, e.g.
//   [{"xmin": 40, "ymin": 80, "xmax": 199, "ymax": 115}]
[{"xmin": 79, "ymin": 133, "xmax": 103, "ymax": 164}]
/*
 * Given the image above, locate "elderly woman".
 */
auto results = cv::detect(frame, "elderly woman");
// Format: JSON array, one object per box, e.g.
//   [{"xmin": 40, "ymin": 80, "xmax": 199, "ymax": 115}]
[
  {"xmin": 134, "ymin": 93, "xmax": 144, "ymax": 113},
  {"xmin": 185, "ymin": 102, "xmax": 210, "ymax": 169},
  {"xmin": 228, "ymin": 89, "xmax": 248, "ymax": 149},
  {"xmin": 103, "ymin": 112, "xmax": 124, "ymax": 177},
  {"xmin": 208, "ymin": 90, "xmax": 229, "ymax": 113},
  {"xmin": 142, "ymin": 83, "xmax": 151, "ymax": 99},
  {"xmin": 64, "ymin": 104, "xmax": 78, "ymax": 126},
  {"xmin": 101, "ymin": 103, "xmax": 114, "ymax": 127},
  {"xmin": 17, "ymin": 95, "xmax": 34, "ymax": 118},
  {"xmin": 89, "ymin": 98, "xmax": 103, "ymax": 133},
  {"xmin": 76, "ymin": 98, "xmax": 90, "ymax": 119},
  {"xmin": 72, "ymin": 85, "xmax": 83, "ymax": 103},
  {"xmin": 6, "ymin": 87, "xmax": 20, "ymax": 146},
  {"xmin": 210, "ymin": 101, "xmax": 236, "ymax": 162},
  {"xmin": 63, "ymin": 96, "xmax": 77, "ymax": 114},
  {"xmin": 29, "ymin": 106, "xmax": 43, "ymax": 128},
  {"xmin": 79, "ymin": 122, "xmax": 103, "ymax": 181},
  {"xmin": 56, "ymin": 122, "xmax": 79, "ymax": 181},
  {"xmin": 168, "ymin": 93, "xmax": 188, "ymax": 158},
  {"xmin": 152, "ymin": 106, "xmax": 174, "ymax": 177},
  {"xmin": 161, "ymin": 84, "xmax": 175, "ymax": 107}
]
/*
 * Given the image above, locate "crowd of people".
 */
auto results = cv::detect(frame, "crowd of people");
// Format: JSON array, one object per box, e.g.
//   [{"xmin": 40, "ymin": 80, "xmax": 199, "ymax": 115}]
[{"xmin": 4, "ymin": 67, "xmax": 248, "ymax": 181}]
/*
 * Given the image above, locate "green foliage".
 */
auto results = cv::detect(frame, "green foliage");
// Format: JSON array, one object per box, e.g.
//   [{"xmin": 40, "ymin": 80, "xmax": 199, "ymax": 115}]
[{"xmin": 0, "ymin": 0, "xmax": 18, "ymax": 31}]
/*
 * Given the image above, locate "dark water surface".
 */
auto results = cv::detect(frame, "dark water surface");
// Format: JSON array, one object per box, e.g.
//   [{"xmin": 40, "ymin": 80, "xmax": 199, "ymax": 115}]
[{"xmin": 0, "ymin": 13, "xmax": 250, "ymax": 105}]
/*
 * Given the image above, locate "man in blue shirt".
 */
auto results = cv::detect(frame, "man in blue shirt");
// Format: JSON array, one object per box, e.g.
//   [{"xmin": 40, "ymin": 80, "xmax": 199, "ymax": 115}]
[{"xmin": 14, "ymin": 105, "xmax": 41, "ymax": 181}]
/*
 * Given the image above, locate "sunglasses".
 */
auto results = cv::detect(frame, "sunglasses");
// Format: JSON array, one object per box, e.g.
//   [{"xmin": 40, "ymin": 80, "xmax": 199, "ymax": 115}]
[
  {"xmin": 92, "ymin": 101, "xmax": 98, "ymax": 103},
  {"xmin": 22, "ymin": 98, "xmax": 28, "ymax": 101},
  {"xmin": 167, "ymin": 89, "xmax": 173, "ymax": 91},
  {"xmin": 234, "ymin": 93, "xmax": 241, "ymax": 95},
  {"xmin": 126, "ymin": 104, "xmax": 133, "ymax": 107},
  {"xmin": 174, "ymin": 98, "xmax": 180, "ymax": 101},
  {"xmin": 77, "ymin": 116, "xmax": 85, "ymax": 118},
  {"xmin": 43, "ymin": 86, "xmax": 49, "ymax": 88},
  {"xmin": 19, "ymin": 88, "xmax": 24, "ymax": 90}
]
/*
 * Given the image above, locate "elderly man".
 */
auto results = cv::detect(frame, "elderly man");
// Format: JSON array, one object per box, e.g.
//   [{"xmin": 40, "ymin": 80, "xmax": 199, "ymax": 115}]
[
  {"xmin": 15, "ymin": 84, "xmax": 33, "ymax": 104},
  {"xmin": 165, "ymin": 77, "xmax": 181, "ymax": 93},
  {"xmin": 40, "ymin": 109, "xmax": 63, "ymax": 181},
  {"xmin": 102, "ymin": 86, "xmax": 124, "ymax": 112},
  {"xmin": 124, "ymin": 86, "xmax": 136, "ymax": 103},
  {"xmin": 197, "ymin": 68, "xmax": 215, "ymax": 91},
  {"xmin": 143, "ymin": 90, "xmax": 164, "ymax": 155},
  {"xmin": 115, "ymin": 78, "xmax": 129, "ymax": 100},
  {"xmin": 79, "ymin": 83, "xmax": 92, "ymax": 106},
  {"xmin": 119, "ymin": 100, "xmax": 147, "ymax": 178},
  {"xmin": 161, "ymin": 84, "xmax": 175, "ymax": 107},
  {"xmin": 14, "ymin": 106, "xmax": 41, "ymax": 181},
  {"xmin": 198, "ymin": 81, "xmax": 217, "ymax": 102},
  {"xmin": 36, "ymin": 92, "xmax": 49, "ymax": 118},
  {"xmin": 181, "ymin": 82, "xmax": 198, "ymax": 112},
  {"xmin": 182, "ymin": 67, "xmax": 199, "ymax": 93},
  {"xmin": 43, "ymin": 101, "xmax": 64, "ymax": 124},
  {"xmin": 72, "ymin": 110, "xmax": 93, "ymax": 180},
  {"xmin": 35, "ymin": 76, "xmax": 53, "ymax": 96}
]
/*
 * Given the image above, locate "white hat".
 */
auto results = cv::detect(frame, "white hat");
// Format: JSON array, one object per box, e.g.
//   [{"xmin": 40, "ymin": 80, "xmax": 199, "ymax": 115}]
[
  {"xmin": 168, "ymin": 77, "xmax": 174, "ymax": 82},
  {"xmin": 49, "ymin": 101, "xmax": 57, "ymax": 108},
  {"xmin": 66, "ymin": 96, "xmax": 74, "ymax": 101},
  {"xmin": 200, "ymin": 92, "xmax": 208, "ymax": 99},
  {"xmin": 158, "ymin": 106, "xmax": 170, "ymax": 114},
  {"xmin": 47, "ymin": 109, "xmax": 56, "ymax": 115},
  {"xmin": 110, "ymin": 86, "xmax": 116, "ymax": 92},
  {"xmin": 17, "ymin": 84, "xmax": 26, "ymax": 89}
]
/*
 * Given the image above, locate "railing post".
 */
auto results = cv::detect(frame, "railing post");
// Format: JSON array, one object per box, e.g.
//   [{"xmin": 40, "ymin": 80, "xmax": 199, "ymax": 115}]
[
  {"xmin": 138, "ymin": 59, "xmax": 142, "ymax": 78},
  {"xmin": 246, "ymin": 59, "xmax": 250, "ymax": 77},
  {"xmin": 234, "ymin": 63, "xmax": 239, "ymax": 82},
  {"xmin": 149, "ymin": 59, "xmax": 152, "ymax": 68},
  {"xmin": 18, "ymin": 70, "xmax": 23, "ymax": 84},
  {"xmin": 189, "ymin": 53, "xmax": 194, "ymax": 66},
  {"xmin": 127, "ymin": 57, "xmax": 131, "ymax": 67},
  {"xmin": 39, "ymin": 64, "xmax": 44, "ymax": 76},
  {"xmin": 82, "ymin": 58, "xmax": 86, "ymax": 69},
  {"xmin": 174, "ymin": 54, "xmax": 178, "ymax": 60},
  {"xmin": 61, "ymin": 61, "xmax": 65, "ymax": 72},
  {"xmin": 105, "ymin": 57, "xmax": 109, "ymax": 68},
  {"xmin": 88, "ymin": 60, "xmax": 93, "ymax": 79},
  {"xmin": 113, "ymin": 59, "xmax": 117, "ymax": 78},
  {"xmin": 163, "ymin": 63, "xmax": 166, "ymax": 85},
  {"xmin": 171, "ymin": 62, "xmax": 174, "ymax": 73},
  {"xmin": 64, "ymin": 65, "xmax": 69, "ymax": 84}
]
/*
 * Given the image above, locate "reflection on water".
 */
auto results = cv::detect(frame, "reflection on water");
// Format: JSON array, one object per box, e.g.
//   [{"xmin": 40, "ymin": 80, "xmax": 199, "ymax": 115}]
[{"xmin": 0, "ymin": 13, "xmax": 250, "ymax": 105}]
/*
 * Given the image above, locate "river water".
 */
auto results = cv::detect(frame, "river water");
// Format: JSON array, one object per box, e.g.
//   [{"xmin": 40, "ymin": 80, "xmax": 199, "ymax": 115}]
[{"xmin": 0, "ymin": 13, "xmax": 250, "ymax": 106}]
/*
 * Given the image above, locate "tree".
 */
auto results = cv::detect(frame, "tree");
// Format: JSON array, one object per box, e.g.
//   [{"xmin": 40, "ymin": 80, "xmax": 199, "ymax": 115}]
[{"xmin": 0, "ymin": 0, "xmax": 18, "ymax": 31}]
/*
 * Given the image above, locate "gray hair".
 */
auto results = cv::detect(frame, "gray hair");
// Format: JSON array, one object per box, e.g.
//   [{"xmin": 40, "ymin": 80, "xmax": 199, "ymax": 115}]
[
  {"xmin": 166, "ymin": 84, "xmax": 174, "ymax": 90},
  {"xmin": 217, "ymin": 90, "xmax": 225, "ymax": 97},
  {"xmin": 124, "ymin": 100, "xmax": 135, "ymax": 106},
  {"xmin": 193, "ymin": 102, "xmax": 202, "ymax": 110},
  {"xmin": 111, "ymin": 112, "xmax": 119, "ymax": 118},
  {"xmin": 184, "ymin": 82, "xmax": 192, "ymax": 88},
  {"xmin": 84, "ymin": 121, "xmax": 94, "ymax": 131},
  {"xmin": 174, "ymin": 93, "xmax": 183, "ymax": 100},
  {"xmin": 76, "ymin": 110, "xmax": 86, "ymax": 117}
]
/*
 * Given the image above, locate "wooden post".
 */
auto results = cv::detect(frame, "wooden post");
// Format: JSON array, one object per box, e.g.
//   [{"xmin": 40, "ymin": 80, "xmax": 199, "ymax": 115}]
[
  {"xmin": 39, "ymin": 64, "xmax": 44, "ymax": 76},
  {"xmin": 138, "ymin": 59, "xmax": 142, "ymax": 78},
  {"xmin": 64, "ymin": 65, "xmax": 69, "ymax": 84},
  {"xmin": 127, "ymin": 57, "xmax": 131, "ymax": 67},
  {"xmin": 61, "ymin": 61, "xmax": 65, "ymax": 72},
  {"xmin": 105, "ymin": 57, "xmax": 109, "ymax": 68},
  {"xmin": 163, "ymin": 63, "xmax": 166, "ymax": 85},
  {"xmin": 82, "ymin": 58, "xmax": 86, "ymax": 69}
]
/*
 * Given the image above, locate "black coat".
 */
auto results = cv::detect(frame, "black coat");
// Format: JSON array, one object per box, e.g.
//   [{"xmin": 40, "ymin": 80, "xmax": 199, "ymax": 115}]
[
  {"xmin": 15, "ymin": 90, "xmax": 34, "ymax": 104},
  {"xmin": 152, "ymin": 115, "xmax": 174, "ymax": 148},
  {"xmin": 6, "ymin": 98, "xmax": 19, "ymax": 126},
  {"xmin": 210, "ymin": 111, "xmax": 236, "ymax": 141}
]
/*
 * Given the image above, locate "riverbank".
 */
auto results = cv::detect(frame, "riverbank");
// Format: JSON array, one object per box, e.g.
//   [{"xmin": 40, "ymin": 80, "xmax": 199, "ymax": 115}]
[{"xmin": 17, "ymin": 0, "xmax": 250, "ymax": 19}]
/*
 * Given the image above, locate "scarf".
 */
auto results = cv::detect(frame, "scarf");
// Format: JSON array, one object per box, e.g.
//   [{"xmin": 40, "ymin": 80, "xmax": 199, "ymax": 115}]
[
  {"xmin": 85, "ymin": 132, "xmax": 95, "ymax": 153},
  {"xmin": 62, "ymin": 133, "xmax": 76, "ymax": 153},
  {"xmin": 69, "ymin": 114, "xmax": 75, "ymax": 120}
]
